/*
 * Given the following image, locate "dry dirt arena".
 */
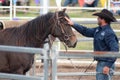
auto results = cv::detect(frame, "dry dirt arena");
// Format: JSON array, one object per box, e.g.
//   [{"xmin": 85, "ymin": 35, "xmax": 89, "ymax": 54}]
[{"xmin": 29, "ymin": 59, "xmax": 120, "ymax": 80}]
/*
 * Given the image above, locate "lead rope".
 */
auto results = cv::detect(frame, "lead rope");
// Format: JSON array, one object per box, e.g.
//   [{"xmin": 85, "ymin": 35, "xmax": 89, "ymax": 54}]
[
  {"xmin": 63, "ymin": 50, "xmax": 95, "ymax": 80},
  {"xmin": 65, "ymin": 54, "xmax": 95, "ymax": 80},
  {"xmin": 48, "ymin": 34, "xmax": 55, "ymax": 80},
  {"xmin": 107, "ymin": 74, "xmax": 111, "ymax": 80},
  {"xmin": 78, "ymin": 60, "xmax": 95, "ymax": 80},
  {"xmin": 62, "ymin": 42, "xmax": 68, "ymax": 51},
  {"xmin": 107, "ymin": 68, "xmax": 114, "ymax": 80},
  {"xmin": 61, "ymin": 43, "xmax": 95, "ymax": 80}
]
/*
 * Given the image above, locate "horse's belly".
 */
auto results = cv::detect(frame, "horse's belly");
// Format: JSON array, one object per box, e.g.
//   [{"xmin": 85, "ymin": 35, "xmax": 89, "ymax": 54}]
[
  {"xmin": 0, "ymin": 52, "xmax": 34, "ymax": 74},
  {"xmin": 0, "ymin": 53, "xmax": 10, "ymax": 72}
]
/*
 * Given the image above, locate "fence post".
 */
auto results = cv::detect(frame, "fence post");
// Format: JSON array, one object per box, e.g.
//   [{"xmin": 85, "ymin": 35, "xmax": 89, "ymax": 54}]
[
  {"xmin": 13, "ymin": 1, "xmax": 17, "ymax": 19},
  {"xmin": 43, "ymin": 44, "xmax": 49, "ymax": 80},
  {"xmin": 56, "ymin": 0, "xmax": 62, "ymax": 10},
  {"xmin": 10, "ymin": 0, "xmax": 13, "ymax": 20},
  {"xmin": 51, "ymin": 46, "xmax": 59, "ymax": 80},
  {"xmin": 40, "ymin": 0, "xmax": 49, "ymax": 15}
]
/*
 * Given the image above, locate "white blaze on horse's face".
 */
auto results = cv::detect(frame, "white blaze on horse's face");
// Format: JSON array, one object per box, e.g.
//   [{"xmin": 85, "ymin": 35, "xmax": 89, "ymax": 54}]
[{"xmin": 52, "ymin": 9, "xmax": 77, "ymax": 48}]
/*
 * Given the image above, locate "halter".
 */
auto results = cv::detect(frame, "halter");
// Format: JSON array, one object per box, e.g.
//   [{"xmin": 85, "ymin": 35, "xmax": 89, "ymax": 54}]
[{"xmin": 50, "ymin": 12, "xmax": 75, "ymax": 42}]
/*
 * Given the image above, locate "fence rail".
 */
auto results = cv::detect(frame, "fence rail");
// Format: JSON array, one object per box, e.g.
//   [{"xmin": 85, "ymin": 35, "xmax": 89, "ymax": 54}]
[
  {"xmin": 0, "ymin": 73, "xmax": 42, "ymax": 80},
  {"xmin": 57, "ymin": 72, "xmax": 120, "ymax": 76},
  {"xmin": 0, "ymin": 45, "xmax": 44, "ymax": 54},
  {"xmin": 59, "ymin": 51, "xmax": 120, "ymax": 58}
]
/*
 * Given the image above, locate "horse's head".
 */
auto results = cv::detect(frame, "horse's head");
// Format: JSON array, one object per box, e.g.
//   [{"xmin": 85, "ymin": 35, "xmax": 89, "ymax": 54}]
[{"xmin": 49, "ymin": 9, "xmax": 77, "ymax": 48}]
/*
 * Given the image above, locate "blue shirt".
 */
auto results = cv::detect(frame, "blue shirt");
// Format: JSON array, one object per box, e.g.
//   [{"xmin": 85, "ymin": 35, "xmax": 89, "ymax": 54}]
[{"xmin": 73, "ymin": 23, "xmax": 119, "ymax": 67}]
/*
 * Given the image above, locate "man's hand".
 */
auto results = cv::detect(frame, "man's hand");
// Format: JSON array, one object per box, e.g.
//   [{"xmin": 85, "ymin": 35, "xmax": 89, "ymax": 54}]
[
  {"xmin": 103, "ymin": 66, "xmax": 110, "ymax": 74},
  {"xmin": 64, "ymin": 17, "xmax": 74, "ymax": 26}
]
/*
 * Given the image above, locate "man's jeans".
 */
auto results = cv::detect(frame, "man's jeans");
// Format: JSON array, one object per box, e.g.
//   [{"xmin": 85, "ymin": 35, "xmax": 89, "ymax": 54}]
[
  {"xmin": 63, "ymin": 0, "xmax": 77, "ymax": 6},
  {"xmin": 96, "ymin": 61, "xmax": 115, "ymax": 80},
  {"xmin": 84, "ymin": 0, "xmax": 99, "ymax": 7}
]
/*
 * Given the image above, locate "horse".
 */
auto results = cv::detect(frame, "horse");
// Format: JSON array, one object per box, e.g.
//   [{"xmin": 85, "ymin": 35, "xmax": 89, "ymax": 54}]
[{"xmin": 0, "ymin": 9, "xmax": 77, "ymax": 75}]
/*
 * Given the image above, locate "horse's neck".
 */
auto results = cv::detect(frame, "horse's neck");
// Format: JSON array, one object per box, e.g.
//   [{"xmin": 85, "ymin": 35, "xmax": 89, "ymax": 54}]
[
  {"xmin": 22, "ymin": 15, "xmax": 55, "ymax": 47},
  {"xmin": 26, "ymin": 26, "xmax": 50, "ymax": 47}
]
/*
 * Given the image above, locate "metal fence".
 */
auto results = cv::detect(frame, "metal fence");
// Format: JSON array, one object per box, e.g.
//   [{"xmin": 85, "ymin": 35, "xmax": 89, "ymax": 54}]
[
  {"xmin": 0, "ymin": 45, "xmax": 120, "ymax": 80},
  {"xmin": 51, "ymin": 50, "xmax": 120, "ymax": 80},
  {"xmin": 0, "ymin": 45, "xmax": 50, "ymax": 80}
]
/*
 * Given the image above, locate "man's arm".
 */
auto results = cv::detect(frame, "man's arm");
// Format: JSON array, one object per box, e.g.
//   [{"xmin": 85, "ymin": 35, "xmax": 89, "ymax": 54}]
[
  {"xmin": 65, "ymin": 17, "xmax": 96, "ymax": 37},
  {"xmin": 73, "ymin": 23, "xmax": 96, "ymax": 37}
]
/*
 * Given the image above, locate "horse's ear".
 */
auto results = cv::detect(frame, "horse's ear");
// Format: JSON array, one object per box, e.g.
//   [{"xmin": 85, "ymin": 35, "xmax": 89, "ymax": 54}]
[{"xmin": 62, "ymin": 8, "xmax": 66, "ymax": 13}]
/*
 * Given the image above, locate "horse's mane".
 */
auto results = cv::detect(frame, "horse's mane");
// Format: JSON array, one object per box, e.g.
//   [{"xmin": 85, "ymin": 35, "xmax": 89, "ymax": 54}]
[
  {"xmin": 20, "ymin": 12, "xmax": 54, "ymax": 42},
  {"xmin": 1, "ymin": 12, "xmax": 54, "ymax": 47}
]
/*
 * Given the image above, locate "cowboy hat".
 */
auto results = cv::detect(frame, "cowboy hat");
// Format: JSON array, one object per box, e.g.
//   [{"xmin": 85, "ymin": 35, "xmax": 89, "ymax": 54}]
[{"xmin": 93, "ymin": 9, "xmax": 117, "ymax": 22}]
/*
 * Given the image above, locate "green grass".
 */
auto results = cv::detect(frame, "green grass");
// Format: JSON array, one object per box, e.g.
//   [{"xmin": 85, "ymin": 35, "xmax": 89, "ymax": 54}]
[
  {"xmin": 61, "ymin": 42, "xmax": 93, "ymax": 50},
  {"xmin": 16, "ymin": 12, "xmax": 38, "ymax": 17}
]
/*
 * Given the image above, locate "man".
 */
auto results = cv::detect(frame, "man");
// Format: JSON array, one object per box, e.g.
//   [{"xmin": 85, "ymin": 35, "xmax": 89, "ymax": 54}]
[
  {"xmin": 84, "ymin": 0, "xmax": 98, "ymax": 7},
  {"xmin": 65, "ymin": 9, "xmax": 119, "ymax": 80},
  {"xmin": 63, "ymin": 0, "xmax": 78, "ymax": 6},
  {"xmin": 111, "ymin": 0, "xmax": 120, "ymax": 15}
]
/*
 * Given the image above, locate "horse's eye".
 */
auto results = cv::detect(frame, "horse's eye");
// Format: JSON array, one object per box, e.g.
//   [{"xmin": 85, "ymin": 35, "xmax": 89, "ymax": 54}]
[{"xmin": 59, "ymin": 18, "xmax": 64, "ymax": 22}]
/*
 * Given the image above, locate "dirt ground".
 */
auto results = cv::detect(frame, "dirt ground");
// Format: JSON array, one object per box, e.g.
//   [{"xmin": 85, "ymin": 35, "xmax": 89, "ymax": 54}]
[{"xmin": 29, "ymin": 59, "xmax": 120, "ymax": 80}]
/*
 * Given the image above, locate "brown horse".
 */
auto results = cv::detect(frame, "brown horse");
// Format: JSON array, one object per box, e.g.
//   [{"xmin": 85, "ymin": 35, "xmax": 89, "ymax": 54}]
[{"xmin": 0, "ymin": 9, "xmax": 77, "ymax": 75}]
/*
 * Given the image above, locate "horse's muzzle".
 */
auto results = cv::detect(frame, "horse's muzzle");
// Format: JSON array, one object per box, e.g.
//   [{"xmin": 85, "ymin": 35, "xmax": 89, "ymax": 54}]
[{"xmin": 67, "ymin": 40, "xmax": 77, "ymax": 48}]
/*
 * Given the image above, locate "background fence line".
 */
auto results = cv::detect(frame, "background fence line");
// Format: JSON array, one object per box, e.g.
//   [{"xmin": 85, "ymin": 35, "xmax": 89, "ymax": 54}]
[{"xmin": 0, "ymin": 0, "xmax": 120, "ymax": 21}]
